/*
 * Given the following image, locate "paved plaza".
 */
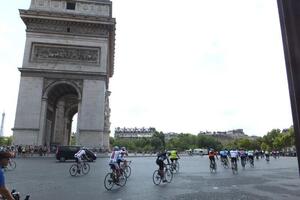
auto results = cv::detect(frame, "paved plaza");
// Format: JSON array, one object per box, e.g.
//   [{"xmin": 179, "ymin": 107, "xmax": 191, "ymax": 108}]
[{"xmin": 5, "ymin": 156, "xmax": 300, "ymax": 200}]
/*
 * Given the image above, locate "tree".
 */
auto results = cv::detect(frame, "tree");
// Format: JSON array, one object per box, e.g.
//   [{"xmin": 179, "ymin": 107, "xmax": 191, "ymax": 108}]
[
  {"xmin": 151, "ymin": 132, "xmax": 165, "ymax": 151},
  {"xmin": 0, "ymin": 136, "xmax": 13, "ymax": 146}
]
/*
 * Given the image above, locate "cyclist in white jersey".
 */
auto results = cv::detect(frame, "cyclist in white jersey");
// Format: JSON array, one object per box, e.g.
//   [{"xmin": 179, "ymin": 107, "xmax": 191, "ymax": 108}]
[
  {"xmin": 74, "ymin": 148, "xmax": 87, "ymax": 163},
  {"xmin": 230, "ymin": 149, "xmax": 238, "ymax": 168},
  {"xmin": 109, "ymin": 146, "xmax": 126, "ymax": 177},
  {"xmin": 117, "ymin": 147, "xmax": 128, "ymax": 167}
]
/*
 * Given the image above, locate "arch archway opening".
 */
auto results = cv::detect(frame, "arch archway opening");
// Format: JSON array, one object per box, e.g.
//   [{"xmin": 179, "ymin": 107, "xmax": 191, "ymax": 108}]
[
  {"xmin": 70, "ymin": 113, "xmax": 78, "ymax": 145},
  {"xmin": 44, "ymin": 82, "xmax": 80, "ymax": 147}
]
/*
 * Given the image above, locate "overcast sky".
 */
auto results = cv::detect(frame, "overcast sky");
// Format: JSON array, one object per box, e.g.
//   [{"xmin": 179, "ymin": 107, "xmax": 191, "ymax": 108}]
[{"xmin": 0, "ymin": 0, "xmax": 293, "ymax": 137}]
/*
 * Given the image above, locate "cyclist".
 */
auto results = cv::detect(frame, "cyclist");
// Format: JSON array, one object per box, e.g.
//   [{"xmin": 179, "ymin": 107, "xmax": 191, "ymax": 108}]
[
  {"xmin": 117, "ymin": 147, "xmax": 128, "ymax": 168},
  {"xmin": 247, "ymin": 150, "xmax": 254, "ymax": 166},
  {"xmin": 265, "ymin": 150, "xmax": 270, "ymax": 162},
  {"xmin": 169, "ymin": 149, "xmax": 180, "ymax": 164},
  {"xmin": 239, "ymin": 149, "xmax": 247, "ymax": 167},
  {"xmin": 0, "ymin": 151, "xmax": 15, "ymax": 200},
  {"xmin": 220, "ymin": 149, "xmax": 228, "ymax": 166},
  {"xmin": 230, "ymin": 149, "xmax": 238, "ymax": 170},
  {"xmin": 74, "ymin": 147, "xmax": 88, "ymax": 174},
  {"xmin": 208, "ymin": 149, "xmax": 217, "ymax": 168},
  {"xmin": 254, "ymin": 150, "xmax": 260, "ymax": 160},
  {"xmin": 109, "ymin": 146, "xmax": 126, "ymax": 180},
  {"xmin": 156, "ymin": 150, "xmax": 170, "ymax": 183},
  {"xmin": 74, "ymin": 147, "xmax": 88, "ymax": 164}
]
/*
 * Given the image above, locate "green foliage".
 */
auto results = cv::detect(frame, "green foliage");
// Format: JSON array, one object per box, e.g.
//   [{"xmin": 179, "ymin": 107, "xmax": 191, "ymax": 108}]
[
  {"xmin": 70, "ymin": 132, "xmax": 76, "ymax": 145},
  {"xmin": 0, "ymin": 136, "xmax": 13, "ymax": 146},
  {"xmin": 109, "ymin": 126, "xmax": 295, "ymax": 152},
  {"xmin": 259, "ymin": 127, "xmax": 294, "ymax": 151},
  {"xmin": 151, "ymin": 132, "xmax": 165, "ymax": 151},
  {"xmin": 110, "ymin": 132, "xmax": 223, "ymax": 152}
]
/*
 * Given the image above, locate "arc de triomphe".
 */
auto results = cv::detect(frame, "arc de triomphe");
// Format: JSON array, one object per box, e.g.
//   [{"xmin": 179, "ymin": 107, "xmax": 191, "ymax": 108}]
[{"xmin": 12, "ymin": 0, "xmax": 115, "ymax": 150}]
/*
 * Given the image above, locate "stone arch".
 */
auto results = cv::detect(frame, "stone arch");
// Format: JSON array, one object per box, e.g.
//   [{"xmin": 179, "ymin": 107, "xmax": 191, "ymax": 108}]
[
  {"xmin": 43, "ymin": 80, "xmax": 82, "ymax": 100},
  {"xmin": 42, "ymin": 81, "xmax": 81, "ymax": 147}
]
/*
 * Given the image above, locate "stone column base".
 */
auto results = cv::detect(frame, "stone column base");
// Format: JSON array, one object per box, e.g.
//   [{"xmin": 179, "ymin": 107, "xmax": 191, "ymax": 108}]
[{"xmin": 78, "ymin": 130, "xmax": 107, "ymax": 148}]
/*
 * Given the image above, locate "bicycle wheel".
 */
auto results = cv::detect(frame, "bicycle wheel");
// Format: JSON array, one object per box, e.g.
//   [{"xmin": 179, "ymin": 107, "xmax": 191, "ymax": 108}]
[
  {"xmin": 82, "ymin": 163, "xmax": 90, "ymax": 175},
  {"xmin": 232, "ymin": 163, "xmax": 238, "ymax": 174},
  {"xmin": 104, "ymin": 173, "xmax": 114, "ymax": 190},
  {"xmin": 123, "ymin": 166, "xmax": 131, "ymax": 178},
  {"xmin": 169, "ymin": 164, "xmax": 175, "ymax": 174},
  {"xmin": 7, "ymin": 160, "xmax": 16, "ymax": 170},
  {"xmin": 118, "ymin": 172, "xmax": 127, "ymax": 187},
  {"xmin": 209, "ymin": 163, "xmax": 213, "ymax": 173},
  {"xmin": 165, "ymin": 169, "xmax": 173, "ymax": 183},
  {"xmin": 152, "ymin": 170, "xmax": 161, "ymax": 185},
  {"xmin": 69, "ymin": 164, "xmax": 78, "ymax": 176},
  {"xmin": 241, "ymin": 160, "xmax": 245, "ymax": 169},
  {"xmin": 210, "ymin": 163, "xmax": 217, "ymax": 173},
  {"xmin": 250, "ymin": 159, "xmax": 254, "ymax": 168},
  {"xmin": 209, "ymin": 162, "xmax": 215, "ymax": 173}
]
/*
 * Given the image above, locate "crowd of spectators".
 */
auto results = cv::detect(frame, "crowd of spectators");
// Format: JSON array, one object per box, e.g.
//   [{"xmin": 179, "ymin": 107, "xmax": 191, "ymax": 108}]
[{"xmin": 0, "ymin": 145, "xmax": 50, "ymax": 157}]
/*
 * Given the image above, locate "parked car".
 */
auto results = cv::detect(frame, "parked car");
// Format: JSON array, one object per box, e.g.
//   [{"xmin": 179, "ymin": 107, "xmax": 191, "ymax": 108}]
[{"xmin": 55, "ymin": 146, "xmax": 97, "ymax": 162}]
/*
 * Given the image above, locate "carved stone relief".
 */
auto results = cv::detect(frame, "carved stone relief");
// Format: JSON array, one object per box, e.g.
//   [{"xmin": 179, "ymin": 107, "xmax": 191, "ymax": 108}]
[
  {"xmin": 50, "ymin": 0, "xmax": 62, "ymax": 9},
  {"xmin": 31, "ymin": 43, "xmax": 100, "ymax": 64},
  {"xmin": 77, "ymin": 3, "xmax": 110, "ymax": 16},
  {"xmin": 35, "ymin": 0, "xmax": 51, "ymax": 8}
]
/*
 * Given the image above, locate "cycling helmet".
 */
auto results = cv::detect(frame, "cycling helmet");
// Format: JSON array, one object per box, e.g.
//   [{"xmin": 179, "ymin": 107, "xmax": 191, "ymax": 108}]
[
  {"xmin": 113, "ymin": 146, "xmax": 119, "ymax": 151},
  {"xmin": 121, "ymin": 146, "xmax": 126, "ymax": 151}
]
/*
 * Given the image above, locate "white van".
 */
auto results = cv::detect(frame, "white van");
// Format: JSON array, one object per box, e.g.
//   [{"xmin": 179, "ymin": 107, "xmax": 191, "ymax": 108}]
[{"xmin": 193, "ymin": 148, "xmax": 208, "ymax": 155}]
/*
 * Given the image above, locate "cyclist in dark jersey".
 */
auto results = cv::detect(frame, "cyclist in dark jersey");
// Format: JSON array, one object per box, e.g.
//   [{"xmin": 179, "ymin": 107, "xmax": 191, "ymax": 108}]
[
  {"xmin": 156, "ymin": 150, "xmax": 170, "ymax": 182},
  {"xmin": 208, "ymin": 149, "xmax": 217, "ymax": 166}
]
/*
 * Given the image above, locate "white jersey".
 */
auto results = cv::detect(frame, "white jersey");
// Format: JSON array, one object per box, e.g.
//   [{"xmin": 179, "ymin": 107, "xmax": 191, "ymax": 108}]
[
  {"xmin": 109, "ymin": 150, "xmax": 125, "ymax": 163},
  {"xmin": 230, "ymin": 150, "xmax": 238, "ymax": 158},
  {"xmin": 75, "ymin": 149, "xmax": 86, "ymax": 158},
  {"xmin": 265, "ymin": 151, "xmax": 269, "ymax": 155},
  {"xmin": 248, "ymin": 150, "xmax": 254, "ymax": 156}
]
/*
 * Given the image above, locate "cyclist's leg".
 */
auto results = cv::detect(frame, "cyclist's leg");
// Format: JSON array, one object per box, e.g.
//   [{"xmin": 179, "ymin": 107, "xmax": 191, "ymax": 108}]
[
  {"xmin": 241, "ymin": 156, "xmax": 245, "ymax": 166},
  {"xmin": 209, "ymin": 156, "xmax": 212, "ymax": 165},
  {"xmin": 234, "ymin": 157, "xmax": 237, "ymax": 168},
  {"xmin": 156, "ymin": 159, "xmax": 163, "ymax": 177},
  {"xmin": 158, "ymin": 161, "xmax": 165, "ymax": 180},
  {"xmin": 75, "ymin": 157, "xmax": 81, "ymax": 173},
  {"xmin": 212, "ymin": 157, "xmax": 216, "ymax": 166}
]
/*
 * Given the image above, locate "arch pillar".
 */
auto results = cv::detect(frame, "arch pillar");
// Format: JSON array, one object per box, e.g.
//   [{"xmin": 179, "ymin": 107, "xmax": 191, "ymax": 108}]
[{"xmin": 38, "ymin": 97, "xmax": 48, "ymax": 145}]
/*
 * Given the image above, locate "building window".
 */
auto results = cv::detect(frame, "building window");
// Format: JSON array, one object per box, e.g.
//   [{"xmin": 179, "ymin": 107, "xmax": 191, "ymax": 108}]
[{"xmin": 66, "ymin": 2, "xmax": 76, "ymax": 10}]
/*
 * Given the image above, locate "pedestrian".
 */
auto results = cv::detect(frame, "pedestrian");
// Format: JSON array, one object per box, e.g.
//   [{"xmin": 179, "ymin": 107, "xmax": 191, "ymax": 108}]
[{"xmin": 0, "ymin": 151, "xmax": 15, "ymax": 200}]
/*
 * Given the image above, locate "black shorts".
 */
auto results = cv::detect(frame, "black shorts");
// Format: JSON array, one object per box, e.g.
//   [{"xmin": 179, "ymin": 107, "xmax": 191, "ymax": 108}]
[
  {"xmin": 231, "ymin": 157, "xmax": 237, "ymax": 163},
  {"xmin": 209, "ymin": 156, "xmax": 215, "ymax": 162},
  {"xmin": 109, "ymin": 163, "xmax": 116, "ymax": 170},
  {"xmin": 156, "ymin": 159, "xmax": 164, "ymax": 170},
  {"xmin": 170, "ymin": 158, "xmax": 178, "ymax": 162}
]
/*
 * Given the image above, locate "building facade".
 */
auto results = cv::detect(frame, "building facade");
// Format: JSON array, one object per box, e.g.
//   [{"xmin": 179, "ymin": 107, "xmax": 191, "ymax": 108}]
[
  {"xmin": 114, "ymin": 127, "xmax": 156, "ymax": 138},
  {"xmin": 13, "ymin": 0, "xmax": 115, "ymax": 150}
]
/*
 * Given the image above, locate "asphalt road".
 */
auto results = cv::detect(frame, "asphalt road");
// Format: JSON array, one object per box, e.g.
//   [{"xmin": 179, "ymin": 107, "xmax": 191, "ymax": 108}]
[{"xmin": 5, "ymin": 156, "xmax": 300, "ymax": 200}]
